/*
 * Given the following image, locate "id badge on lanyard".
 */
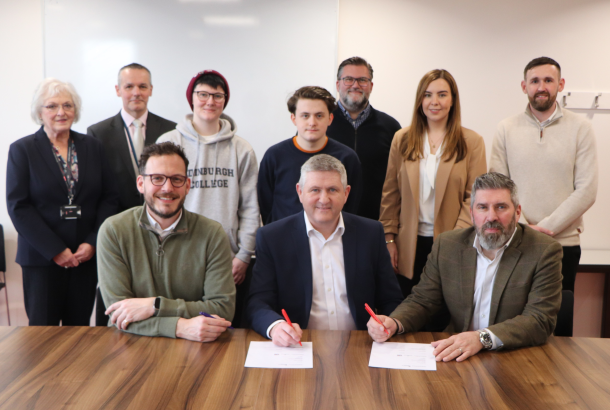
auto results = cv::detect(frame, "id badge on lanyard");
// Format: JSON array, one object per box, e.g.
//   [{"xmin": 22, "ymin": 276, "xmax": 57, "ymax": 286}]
[
  {"xmin": 123, "ymin": 121, "xmax": 140, "ymax": 167},
  {"xmin": 55, "ymin": 141, "xmax": 82, "ymax": 220}
]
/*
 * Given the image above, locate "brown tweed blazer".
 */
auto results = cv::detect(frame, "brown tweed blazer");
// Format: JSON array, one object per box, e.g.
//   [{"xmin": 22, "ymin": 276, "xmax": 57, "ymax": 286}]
[{"xmin": 390, "ymin": 224, "xmax": 563, "ymax": 349}]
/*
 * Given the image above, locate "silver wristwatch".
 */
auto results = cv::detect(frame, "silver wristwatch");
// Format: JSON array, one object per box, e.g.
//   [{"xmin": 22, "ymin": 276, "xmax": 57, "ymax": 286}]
[{"xmin": 478, "ymin": 330, "xmax": 493, "ymax": 350}]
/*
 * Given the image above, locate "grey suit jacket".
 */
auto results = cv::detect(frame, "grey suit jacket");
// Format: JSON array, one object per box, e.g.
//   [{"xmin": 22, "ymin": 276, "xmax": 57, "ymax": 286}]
[
  {"xmin": 390, "ymin": 223, "xmax": 563, "ymax": 349},
  {"xmin": 87, "ymin": 111, "xmax": 176, "ymax": 213}
]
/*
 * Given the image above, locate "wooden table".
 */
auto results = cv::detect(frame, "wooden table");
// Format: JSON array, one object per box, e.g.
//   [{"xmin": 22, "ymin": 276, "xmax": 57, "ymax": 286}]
[{"xmin": 1, "ymin": 327, "xmax": 609, "ymax": 409}]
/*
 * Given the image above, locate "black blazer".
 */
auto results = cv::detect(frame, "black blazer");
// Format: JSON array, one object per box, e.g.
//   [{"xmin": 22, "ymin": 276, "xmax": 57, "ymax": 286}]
[
  {"xmin": 87, "ymin": 111, "xmax": 176, "ymax": 212},
  {"xmin": 6, "ymin": 127, "xmax": 119, "ymax": 267},
  {"xmin": 247, "ymin": 211, "xmax": 404, "ymax": 336}
]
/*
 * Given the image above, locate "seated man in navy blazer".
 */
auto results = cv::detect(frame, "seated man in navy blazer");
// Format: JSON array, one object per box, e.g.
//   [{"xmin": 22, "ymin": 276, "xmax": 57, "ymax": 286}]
[{"xmin": 247, "ymin": 154, "xmax": 403, "ymax": 346}]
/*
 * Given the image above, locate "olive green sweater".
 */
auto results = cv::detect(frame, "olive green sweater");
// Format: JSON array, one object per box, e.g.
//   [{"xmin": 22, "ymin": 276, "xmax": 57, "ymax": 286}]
[{"xmin": 98, "ymin": 206, "xmax": 235, "ymax": 338}]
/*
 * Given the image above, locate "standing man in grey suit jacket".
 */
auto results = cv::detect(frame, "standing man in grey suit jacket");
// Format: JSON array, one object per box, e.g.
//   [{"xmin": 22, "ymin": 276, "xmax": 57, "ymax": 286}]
[
  {"xmin": 368, "ymin": 173, "xmax": 562, "ymax": 362},
  {"xmin": 87, "ymin": 63, "xmax": 177, "ymax": 325}
]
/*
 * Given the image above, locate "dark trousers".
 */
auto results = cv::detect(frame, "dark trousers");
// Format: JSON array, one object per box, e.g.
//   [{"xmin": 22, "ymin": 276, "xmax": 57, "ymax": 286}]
[
  {"xmin": 395, "ymin": 235, "xmax": 450, "ymax": 332},
  {"xmin": 22, "ymin": 260, "xmax": 97, "ymax": 326},
  {"xmin": 561, "ymin": 246, "xmax": 581, "ymax": 293},
  {"xmin": 95, "ymin": 287, "xmax": 108, "ymax": 326},
  {"xmin": 395, "ymin": 236, "xmax": 434, "ymax": 298},
  {"xmin": 233, "ymin": 258, "xmax": 255, "ymax": 328}
]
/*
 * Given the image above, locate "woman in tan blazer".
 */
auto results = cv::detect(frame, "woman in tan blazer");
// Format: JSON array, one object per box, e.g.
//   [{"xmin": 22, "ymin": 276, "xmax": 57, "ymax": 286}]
[{"xmin": 380, "ymin": 69, "xmax": 487, "ymax": 300}]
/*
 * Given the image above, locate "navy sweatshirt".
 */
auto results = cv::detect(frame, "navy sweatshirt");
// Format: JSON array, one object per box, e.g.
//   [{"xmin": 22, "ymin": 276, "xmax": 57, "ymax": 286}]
[
  {"xmin": 258, "ymin": 137, "xmax": 362, "ymax": 225},
  {"xmin": 327, "ymin": 107, "xmax": 401, "ymax": 221}
]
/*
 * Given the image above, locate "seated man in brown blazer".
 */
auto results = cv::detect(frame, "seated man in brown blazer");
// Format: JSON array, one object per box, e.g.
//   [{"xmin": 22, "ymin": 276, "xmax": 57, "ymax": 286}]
[{"xmin": 368, "ymin": 172, "xmax": 563, "ymax": 362}]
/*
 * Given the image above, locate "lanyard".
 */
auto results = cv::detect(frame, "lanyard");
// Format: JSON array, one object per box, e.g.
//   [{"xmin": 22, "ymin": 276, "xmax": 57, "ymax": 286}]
[
  {"xmin": 122, "ymin": 120, "xmax": 140, "ymax": 167},
  {"xmin": 52, "ymin": 139, "xmax": 75, "ymax": 204}
]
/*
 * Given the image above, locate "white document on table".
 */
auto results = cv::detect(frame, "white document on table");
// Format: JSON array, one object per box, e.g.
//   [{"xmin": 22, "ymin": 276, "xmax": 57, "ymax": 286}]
[
  {"xmin": 244, "ymin": 341, "xmax": 313, "ymax": 368},
  {"xmin": 369, "ymin": 342, "xmax": 436, "ymax": 371}
]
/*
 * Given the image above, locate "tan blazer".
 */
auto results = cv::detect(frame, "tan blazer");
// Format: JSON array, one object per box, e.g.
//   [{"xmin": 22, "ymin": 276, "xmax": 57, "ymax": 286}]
[
  {"xmin": 380, "ymin": 127, "xmax": 487, "ymax": 279},
  {"xmin": 390, "ymin": 224, "xmax": 563, "ymax": 349}
]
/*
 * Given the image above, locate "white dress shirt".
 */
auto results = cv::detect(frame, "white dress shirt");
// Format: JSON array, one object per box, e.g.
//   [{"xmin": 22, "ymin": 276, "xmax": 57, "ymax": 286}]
[
  {"xmin": 418, "ymin": 133, "xmax": 443, "ymax": 236},
  {"xmin": 121, "ymin": 108, "xmax": 149, "ymax": 173},
  {"xmin": 146, "ymin": 208, "xmax": 182, "ymax": 240},
  {"xmin": 532, "ymin": 102, "xmax": 558, "ymax": 129},
  {"xmin": 468, "ymin": 227, "xmax": 518, "ymax": 349},
  {"xmin": 266, "ymin": 212, "xmax": 357, "ymax": 338},
  {"xmin": 394, "ymin": 227, "xmax": 517, "ymax": 350}
]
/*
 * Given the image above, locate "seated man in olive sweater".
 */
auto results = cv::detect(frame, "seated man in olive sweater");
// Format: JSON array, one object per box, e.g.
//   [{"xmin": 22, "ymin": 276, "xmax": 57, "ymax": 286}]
[{"xmin": 98, "ymin": 142, "xmax": 235, "ymax": 342}]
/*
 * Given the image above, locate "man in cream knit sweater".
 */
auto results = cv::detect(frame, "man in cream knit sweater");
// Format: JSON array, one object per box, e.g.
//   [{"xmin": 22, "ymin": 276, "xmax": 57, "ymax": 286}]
[{"xmin": 490, "ymin": 57, "xmax": 598, "ymax": 302}]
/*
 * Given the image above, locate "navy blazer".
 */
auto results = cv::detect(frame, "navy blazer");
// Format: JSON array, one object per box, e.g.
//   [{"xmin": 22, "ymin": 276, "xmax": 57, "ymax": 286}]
[
  {"xmin": 247, "ymin": 211, "xmax": 403, "ymax": 336},
  {"xmin": 87, "ymin": 111, "xmax": 176, "ymax": 213},
  {"xmin": 6, "ymin": 127, "xmax": 119, "ymax": 266}
]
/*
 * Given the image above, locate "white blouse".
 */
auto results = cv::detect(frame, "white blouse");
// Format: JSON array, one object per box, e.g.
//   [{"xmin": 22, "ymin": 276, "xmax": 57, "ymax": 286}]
[{"xmin": 418, "ymin": 133, "xmax": 444, "ymax": 237}]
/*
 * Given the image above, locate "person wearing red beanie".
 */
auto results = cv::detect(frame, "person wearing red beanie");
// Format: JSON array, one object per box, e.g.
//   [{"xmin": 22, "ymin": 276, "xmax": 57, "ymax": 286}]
[{"xmin": 157, "ymin": 70, "xmax": 259, "ymax": 327}]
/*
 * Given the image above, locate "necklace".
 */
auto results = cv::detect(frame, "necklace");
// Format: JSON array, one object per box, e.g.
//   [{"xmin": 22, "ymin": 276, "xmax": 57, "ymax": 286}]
[{"xmin": 430, "ymin": 135, "xmax": 444, "ymax": 150}]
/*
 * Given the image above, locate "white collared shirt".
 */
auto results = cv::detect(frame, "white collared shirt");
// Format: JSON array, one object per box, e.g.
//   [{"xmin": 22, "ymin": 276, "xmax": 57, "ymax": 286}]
[
  {"xmin": 305, "ymin": 212, "xmax": 356, "ymax": 331},
  {"xmin": 121, "ymin": 108, "xmax": 149, "ymax": 171},
  {"xmin": 418, "ymin": 133, "xmax": 443, "ymax": 236},
  {"xmin": 468, "ymin": 227, "xmax": 518, "ymax": 349},
  {"xmin": 146, "ymin": 208, "xmax": 182, "ymax": 240},
  {"xmin": 531, "ymin": 102, "xmax": 558, "ymax": 129},
  {"xmin": 266, "ymin": 212, "xmax": 356, "ymax": 338}
]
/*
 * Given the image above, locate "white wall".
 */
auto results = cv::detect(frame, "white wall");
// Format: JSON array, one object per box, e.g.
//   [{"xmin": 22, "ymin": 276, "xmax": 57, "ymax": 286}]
[
  {"xmin": 0, "ymin": 0, "xmax": 44, "ymax": 325},
  {"xmin": 338, "ymin": 0, "xmax": 610, "ymax": 265}
]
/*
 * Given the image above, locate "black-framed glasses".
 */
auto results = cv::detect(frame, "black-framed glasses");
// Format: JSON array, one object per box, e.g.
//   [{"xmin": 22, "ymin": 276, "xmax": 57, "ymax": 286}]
[
  {"xmin": 42, "ymin": 103, "xmax": 75, "ymax": 112},
  {"xmin": 142, "ymin": 174, "xmax": 188, "ymax": 187},
  {"xmin": 340, "ymin": 77, "xmax": 371, "ymax": 86},
  {"xmin": 194, "ymin": 91, "xmax": 227, "ymax": 102}
]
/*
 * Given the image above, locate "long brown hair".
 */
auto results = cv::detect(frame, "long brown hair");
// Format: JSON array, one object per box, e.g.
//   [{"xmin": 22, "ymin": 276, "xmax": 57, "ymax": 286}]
[{"xmin": 400, "ymin": 69, "xmax": 467, "ymax": 163}]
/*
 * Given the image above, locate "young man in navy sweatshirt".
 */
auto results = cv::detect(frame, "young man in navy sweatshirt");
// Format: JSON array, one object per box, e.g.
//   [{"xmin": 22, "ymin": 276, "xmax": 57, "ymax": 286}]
[{"xmin": 258, "ymin": 86, "xmax": 362, "ymax": 225}]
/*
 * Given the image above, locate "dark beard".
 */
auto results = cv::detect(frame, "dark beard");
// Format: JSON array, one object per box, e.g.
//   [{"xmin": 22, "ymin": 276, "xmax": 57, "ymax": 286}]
[
  {"xmin": 476, "ymin": 217, "xmax": 516, "ymax": 251},
  {"xmin": 529, "ymin": 92, "xmax": 557, "ymax": 112},
  {"xmin": 145, "ymin": 194, "xmax": 184, "ymax": 221}
]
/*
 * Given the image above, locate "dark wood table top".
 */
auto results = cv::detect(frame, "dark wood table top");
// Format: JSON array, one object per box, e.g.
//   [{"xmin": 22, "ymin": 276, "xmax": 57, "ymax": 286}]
[{"xmin": 0, "ymin": 326, "xmax": 609, "ymax": 409}]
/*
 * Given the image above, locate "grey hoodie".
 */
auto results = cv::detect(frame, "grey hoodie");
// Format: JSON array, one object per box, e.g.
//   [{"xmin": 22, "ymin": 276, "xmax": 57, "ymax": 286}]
[{"xmin": 157, "ymin": 114, "xmax": 259, "ymax": 263}]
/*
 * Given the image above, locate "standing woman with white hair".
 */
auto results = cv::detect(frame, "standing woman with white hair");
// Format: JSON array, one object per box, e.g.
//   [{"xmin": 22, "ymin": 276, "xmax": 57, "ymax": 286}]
[{"xmin": 7, "ymin": 78, "xmax": 118, "ymax": 326}]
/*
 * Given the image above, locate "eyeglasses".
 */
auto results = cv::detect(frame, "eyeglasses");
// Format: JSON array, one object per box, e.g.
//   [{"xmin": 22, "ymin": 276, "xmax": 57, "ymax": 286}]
[
  {"xmin": 42, "ymin": 103, "xmax": 75, "ymax": 112},
  {"xmin": 340, "ymin": 77, "xmax": 371, "ymax": 87},
  {"xmin": 142, "ymin": 174, "xmax": 188, "ymax": 187},
  {"xmin": 194, "ymin": 91, "xmax": 227, "ymax": 103}
]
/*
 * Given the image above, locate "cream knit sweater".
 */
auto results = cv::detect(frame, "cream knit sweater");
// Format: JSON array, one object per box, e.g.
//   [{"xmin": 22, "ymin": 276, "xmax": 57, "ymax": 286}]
[{"xmin": 490, "ymin": 103, "xmax": 598, "ymax": 246}]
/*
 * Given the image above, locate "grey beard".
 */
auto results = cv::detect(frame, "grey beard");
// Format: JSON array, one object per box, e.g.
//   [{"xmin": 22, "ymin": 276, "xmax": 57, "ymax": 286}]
[
  {"xmin": 476, "ymin": 219, "xmax": 516, "ymax": 251},
  {"xmin": 341, "ymin": 93, "xmax": 368, "ymax": 112}
]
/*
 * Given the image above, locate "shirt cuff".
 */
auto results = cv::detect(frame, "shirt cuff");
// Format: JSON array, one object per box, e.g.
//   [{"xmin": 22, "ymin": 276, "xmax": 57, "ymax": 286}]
[
  {"xmin": 486, "ymin": 328, "xmax": 504, "ymax": 350},
  {"xmin": 266, "ymin": 320, "xmax": 285, "ymax": 339}
]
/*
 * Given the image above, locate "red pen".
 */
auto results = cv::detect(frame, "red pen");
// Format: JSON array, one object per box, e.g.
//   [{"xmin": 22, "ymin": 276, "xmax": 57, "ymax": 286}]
[
  {"xmin": 365, "ymin": 303, "xmax": 389, "ymax": 335},
  {"xmin": 281, "ymin": 309, "xmax": 302, "ymax": 346}
]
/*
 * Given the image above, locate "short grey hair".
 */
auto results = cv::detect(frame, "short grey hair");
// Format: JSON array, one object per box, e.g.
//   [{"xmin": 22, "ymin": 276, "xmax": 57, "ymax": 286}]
[
  {"xmin": 30, "ymin": 78, "xmax": 82, "ymax": 124},
  {"xmin": 298, "ymin": 154, "xmax": 348, "ymax": 189},
  {"xmin": 117, "ymin": 62, "xmax": 152, "ymax": 86},
  {"xmin": 471, "ymin": 172, "xmax": 519, "ymax": 208}
]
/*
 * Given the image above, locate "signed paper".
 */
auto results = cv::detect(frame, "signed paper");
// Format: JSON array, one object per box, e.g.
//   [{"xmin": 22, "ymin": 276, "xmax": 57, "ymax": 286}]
[
  {"xmin": 369, "ymin": 342, "xmax": 436, "ymax": 371},
  {"xmin": 244, "ymin": 341, "xmax": 313, "ymax": 369}
]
